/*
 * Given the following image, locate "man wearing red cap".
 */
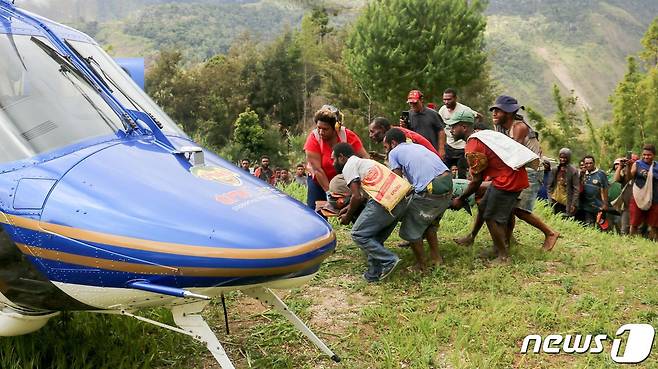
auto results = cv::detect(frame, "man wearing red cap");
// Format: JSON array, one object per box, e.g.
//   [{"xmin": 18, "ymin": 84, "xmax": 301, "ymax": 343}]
[{"xmin": 402, "ymin": 90, "xmax": 446, "ymax": 159}]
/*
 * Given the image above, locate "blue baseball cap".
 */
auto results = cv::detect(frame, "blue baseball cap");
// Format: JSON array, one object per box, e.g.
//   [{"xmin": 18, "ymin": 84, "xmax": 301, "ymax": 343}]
[{"xmin": 489, "ymin": 95, "xmax": 524, "ymax": 113}]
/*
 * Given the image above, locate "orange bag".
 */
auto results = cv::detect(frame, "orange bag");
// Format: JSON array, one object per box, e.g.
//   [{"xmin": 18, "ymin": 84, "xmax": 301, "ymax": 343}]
[{"xmin": 360, "ymin": 162, "xmax": 411, "ymax": 212}]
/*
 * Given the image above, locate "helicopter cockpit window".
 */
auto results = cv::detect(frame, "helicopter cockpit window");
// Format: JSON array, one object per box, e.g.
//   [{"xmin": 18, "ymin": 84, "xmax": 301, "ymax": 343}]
[
  {"xmin": 0, "ymin": 34, "xmax": 122, "ymax": 165},
  {"xmin": 67, "ymin": 40, "xmax": 187, "ymax": 137}
]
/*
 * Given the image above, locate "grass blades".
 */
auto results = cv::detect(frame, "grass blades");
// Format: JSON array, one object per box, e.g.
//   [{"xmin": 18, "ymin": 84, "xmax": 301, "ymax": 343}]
[{"xmin": 0, "ymin": 186, "xmax": 656, "ymax": 368}]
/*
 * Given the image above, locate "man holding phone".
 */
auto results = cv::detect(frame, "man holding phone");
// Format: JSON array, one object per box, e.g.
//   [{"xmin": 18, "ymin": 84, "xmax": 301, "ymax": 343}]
[{"xmin": 400, "ymin": 90, "xmax": 446, "ymax": 160}]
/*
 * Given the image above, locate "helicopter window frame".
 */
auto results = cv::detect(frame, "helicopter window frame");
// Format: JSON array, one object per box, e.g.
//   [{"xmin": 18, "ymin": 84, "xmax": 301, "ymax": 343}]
[
  {"xmin": 0, "ymin": 34, "xmax": 123, "ymax": 165},
  {"xmin": 66, "ymin": 40, "xmax": 188, "ymax": 138}
]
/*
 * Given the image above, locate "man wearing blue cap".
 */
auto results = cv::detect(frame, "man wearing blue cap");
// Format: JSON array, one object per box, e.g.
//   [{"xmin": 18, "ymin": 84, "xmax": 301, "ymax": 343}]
[{"xmin": 490, "ymin": 95, "xmax": 559, "ymax": 251}]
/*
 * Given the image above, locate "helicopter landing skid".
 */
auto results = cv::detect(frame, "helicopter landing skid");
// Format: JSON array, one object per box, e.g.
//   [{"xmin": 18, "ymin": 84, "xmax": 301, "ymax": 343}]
[
  {"xmin": 118, "ymin": 287, "xmax": 339, "ymax": 368},
  {"xmin": 243, "ymin": 287, "xmax": 341, "ymax": 363}
]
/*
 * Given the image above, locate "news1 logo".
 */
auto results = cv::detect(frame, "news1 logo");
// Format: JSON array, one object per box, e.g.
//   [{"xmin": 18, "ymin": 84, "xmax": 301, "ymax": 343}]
[{"xmin": 520, "ymin": 324, "xmax": 656, "ymax": 363}]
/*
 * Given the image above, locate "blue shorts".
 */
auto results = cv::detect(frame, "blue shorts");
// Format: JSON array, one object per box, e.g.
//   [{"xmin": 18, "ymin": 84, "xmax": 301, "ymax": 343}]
[{"xmin": 516, "ymin": 169, "xmax": 542, "ymax": 213}]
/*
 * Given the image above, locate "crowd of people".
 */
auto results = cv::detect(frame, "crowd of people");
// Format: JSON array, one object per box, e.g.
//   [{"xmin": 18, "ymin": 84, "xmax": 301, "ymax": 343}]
[
  {"xmin": 246, "ymin": 88, "xmax": 658, "ymax": 282},
  {"xmin": 241, "ymin": 156, "xmax": 308, "ymax": 187},
  {"xmin": 543, "ymin": 145, "xmax": 658, "ymax": 239}
]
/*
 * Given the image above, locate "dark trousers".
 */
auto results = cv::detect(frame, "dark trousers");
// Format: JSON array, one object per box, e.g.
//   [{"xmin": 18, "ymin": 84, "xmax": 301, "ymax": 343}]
[
  {"xmin": 444, "ymin": 145, "xmax": 468, "ymax": 179},
  {"xmin": 306, "ymin": 176, "xmax": 326, "ymax": 209}
]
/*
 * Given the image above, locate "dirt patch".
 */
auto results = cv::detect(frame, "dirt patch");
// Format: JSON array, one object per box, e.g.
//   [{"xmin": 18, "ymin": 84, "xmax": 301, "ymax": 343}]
[
  {"xmin": 542, "ymin": 261, "xmax": 565, "ymax": 276},
  {"xmin": 535, "ymin": 46, "xmax": 592, "ymax": 110},
  {"xmin": 305, "ymin": 284, "xmax": 368, "ymax": 336}
]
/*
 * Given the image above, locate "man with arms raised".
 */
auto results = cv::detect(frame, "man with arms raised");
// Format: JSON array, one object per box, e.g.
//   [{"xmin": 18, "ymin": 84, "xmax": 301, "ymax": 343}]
[
  {"xmin": 384, "ymin": 128, "xmax": 452, "ymax": 270},
  {"xmin": 333, "ymin": 143, "xmax": 412, "ymax": 282},
  {"xmin": 450, "ymin": 111, "xmax": 536, "ymax": 264}
]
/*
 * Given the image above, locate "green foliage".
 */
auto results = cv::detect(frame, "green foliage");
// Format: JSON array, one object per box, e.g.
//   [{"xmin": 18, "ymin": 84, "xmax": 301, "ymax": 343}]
[
  {"xmin": 606, "ymin": 19, "xmax": 658, "ymax": 160},
  {"xmin": 345, "ymin": 0, "xmax": 490, "ymax": 116},
  {"xmin": 233, "ymin": 108, "xmax": 265, "ymax": 156},
  {"xmin": 251, "ymin": 30, "xmax": 305, "ymax": 128},
  {"xmin": 143, "ymin": 7, "xmax": 381, "ymax": 169},
  {"xmin": 310, "ymin": 6, "xmax": 334, "ymax": 40},
  {"xmin": 609, "ymin": 57, "xmax": 645, "ymax": 154},
  {"xmin": 0, "ymin": 309, "xmax": 202, "ymax": 369},
  {"xmin": 530, "ymin": 86, "xmax": 583, "ymax": 157},
  {"xmin": 124, "ymin": 3, "xmax": 304, "ymax": 62},
  {"xmin": 639, "ymin": 16, "xmax": 658, "ymax": 67}
]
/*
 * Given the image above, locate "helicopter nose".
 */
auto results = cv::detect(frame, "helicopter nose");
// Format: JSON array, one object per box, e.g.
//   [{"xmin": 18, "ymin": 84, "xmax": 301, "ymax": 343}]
[{"xmin": 33, "ymin": 140, "xmax": 335, "ymax": 287}]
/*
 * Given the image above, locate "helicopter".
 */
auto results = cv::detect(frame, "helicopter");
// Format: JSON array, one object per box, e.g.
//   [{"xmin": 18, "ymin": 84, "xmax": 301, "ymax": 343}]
[{"xmin": 0, "ymin": 1, "xmax": 339, "ymax": 367}]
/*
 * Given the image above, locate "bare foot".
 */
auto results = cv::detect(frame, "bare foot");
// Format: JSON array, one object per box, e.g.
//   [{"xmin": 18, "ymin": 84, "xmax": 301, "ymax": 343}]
[
  {"xmin": 542, "ymin": 231, "xmax": 560, "ymax": 251},
  {"xmin": 415, "ymin": 262, "xmax": 427, "ymax": 273},
  {"xmin": 454, "ymin": 234, "xmax": 474, "ymax": 246},
  {"xmin": 429, "ymin": 256, "xmax": 444, "ymax": 267},
  {"xmin": 397, "ymin": 241, "xmax": 411, "ymax": 248}
]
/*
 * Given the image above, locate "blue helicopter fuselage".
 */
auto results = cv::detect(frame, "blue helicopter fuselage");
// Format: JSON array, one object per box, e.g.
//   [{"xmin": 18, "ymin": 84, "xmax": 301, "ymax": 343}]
[{"xmin": 0, "ymin": 2, "xmax": 335, "ymax": 312}]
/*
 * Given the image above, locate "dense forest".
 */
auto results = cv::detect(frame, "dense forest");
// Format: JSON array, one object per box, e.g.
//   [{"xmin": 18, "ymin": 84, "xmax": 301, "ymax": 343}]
[
  {"xmin": 17, "ymin": 0, "xmax": 658, "ymax": 170},
  {"xmin": 20, "ymin": 0, "xmax": 658, "ymax": 119},
  {"xmin": 136, "ymin": 0, "xmax": 658, "ymax": 173}
]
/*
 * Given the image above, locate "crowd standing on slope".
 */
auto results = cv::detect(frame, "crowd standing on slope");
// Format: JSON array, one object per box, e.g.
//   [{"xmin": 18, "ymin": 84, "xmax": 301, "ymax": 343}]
[{"xmin": 245, "ymin": 89, "xmax": 658, "ymax": 282}]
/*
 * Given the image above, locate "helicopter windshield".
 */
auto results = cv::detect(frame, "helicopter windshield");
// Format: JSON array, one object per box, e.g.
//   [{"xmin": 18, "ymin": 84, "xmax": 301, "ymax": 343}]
[
  {"xmin": 0, "ymin": 34, "xmax": 123, "ymax": 164},
  {"xmin": 66, "ymin": 40, "xmax": 187, "ymax": 137}
]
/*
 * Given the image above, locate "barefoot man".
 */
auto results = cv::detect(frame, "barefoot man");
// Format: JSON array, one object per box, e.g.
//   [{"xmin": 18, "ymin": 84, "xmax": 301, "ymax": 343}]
[
  {"xmin": 450, "ymin": 110, "xmax": 537, "ymax": 263},
  {"xmin": 384, "ymin": 128, "xmax": 452, "ymax": 270},
  {"xmin": 455, "ymin": 96, "xmax": 559, "ymax": 251}
]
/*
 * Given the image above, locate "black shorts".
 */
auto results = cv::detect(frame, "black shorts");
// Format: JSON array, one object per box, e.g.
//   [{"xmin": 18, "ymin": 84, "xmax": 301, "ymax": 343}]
[
  {"xmin": 445, "ymin": 145, "xmax": 468, "ymax": 179},
  {"xmin": 479, "ymin": 186, "xmax": 521, "ymax": 224}
]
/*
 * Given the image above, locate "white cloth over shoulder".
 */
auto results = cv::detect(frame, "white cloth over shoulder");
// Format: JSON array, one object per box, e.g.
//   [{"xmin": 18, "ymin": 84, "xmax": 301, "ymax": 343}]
[{"xmin": 469, "ymin": 130, "xmax": 540, "ymax": 170}]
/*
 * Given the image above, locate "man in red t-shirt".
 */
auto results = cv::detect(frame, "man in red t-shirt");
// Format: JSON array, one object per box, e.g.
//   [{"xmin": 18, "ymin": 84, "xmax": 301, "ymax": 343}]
[
  {"xmin": 450, "ymin": 111, "xmax": 528, "ymax": 264},
  {"xmin": 368, "ymin": 117, "xmax": 440, "ymax": 159}
]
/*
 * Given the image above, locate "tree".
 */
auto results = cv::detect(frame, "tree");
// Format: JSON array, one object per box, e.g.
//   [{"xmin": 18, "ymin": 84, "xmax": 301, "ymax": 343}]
[
  {"xmin": 233, "ymin": 108, "xmax": 266, "ymax": 157},
  {"xmin": 640, "ymin": 17, "xmax": 658, "ymax": 67},
  {"xmin": 146, "ymin": 50, "xmax": 202, "ymax": 134},
  {"xmin": 609, "ymin": 57, "xmax": 645, "ymax": 153},
  {"xmin": 296, "ymin": 14, "xmax": 328, "ymax": 130},
  {"xmin": 637, "ymin": 66, "xmax": 658, "ymax": 146},
  {"xmin": 529, "ymin": 85, "xmax": 586, "ymax": 159},
  {"xmin": 310, "ymin": 7, "xmax": 333, "ymax": 41},
  {"xmin": 251, "ymin": 29, "xmax": 304, "ymax": 129},
  {"xmin": 344, "ymin": 0, "xmax": 488, "ymax": 115}
]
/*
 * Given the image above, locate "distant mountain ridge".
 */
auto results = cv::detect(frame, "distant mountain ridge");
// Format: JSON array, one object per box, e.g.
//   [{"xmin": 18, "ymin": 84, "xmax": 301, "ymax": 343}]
[{"xmin": 17, "ymin": 0, "xmax": 658, "ymax": 120}]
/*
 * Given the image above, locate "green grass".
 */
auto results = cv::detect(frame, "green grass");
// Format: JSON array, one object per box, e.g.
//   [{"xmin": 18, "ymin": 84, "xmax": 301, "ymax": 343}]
[{"xmin": 1, "ymin": 195, "xmax": 656, "ymax": 368}]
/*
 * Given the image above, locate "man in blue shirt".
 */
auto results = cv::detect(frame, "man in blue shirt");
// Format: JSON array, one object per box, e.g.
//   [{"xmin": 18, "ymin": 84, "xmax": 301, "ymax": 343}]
[
  {"xmin": 384, "ymin": 128, "xmax": 452, "ymax": 270},
  {"xmin": 580, "ymin": 155, "xmax": 609, "ymax": 226}
]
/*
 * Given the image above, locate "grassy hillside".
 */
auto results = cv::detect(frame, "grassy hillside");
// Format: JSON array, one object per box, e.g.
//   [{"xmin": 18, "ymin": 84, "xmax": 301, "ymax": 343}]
[
  {"xmin": 0, "ymin": 186, "xmax": 656, "ymax": 368},
  {"xmin": 17, "ymin": 0, "xmax": 658, "ymax": 120},
  {"xmin": 485, "ymin": 0, "xmax": 658, "ymax": 121}
]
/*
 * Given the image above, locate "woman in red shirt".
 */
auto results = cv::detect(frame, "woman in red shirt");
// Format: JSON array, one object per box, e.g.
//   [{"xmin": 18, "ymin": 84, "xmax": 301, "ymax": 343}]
[{"xmin": 304, "ymin": 106, "xmax": 369, "ymax": 209}]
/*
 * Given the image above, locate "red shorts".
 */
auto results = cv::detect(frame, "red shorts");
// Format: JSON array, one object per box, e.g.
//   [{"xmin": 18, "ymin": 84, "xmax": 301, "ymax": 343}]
[{"xmin": 629, "ymin": 198, "xmax": 658, "ymax": 227}]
